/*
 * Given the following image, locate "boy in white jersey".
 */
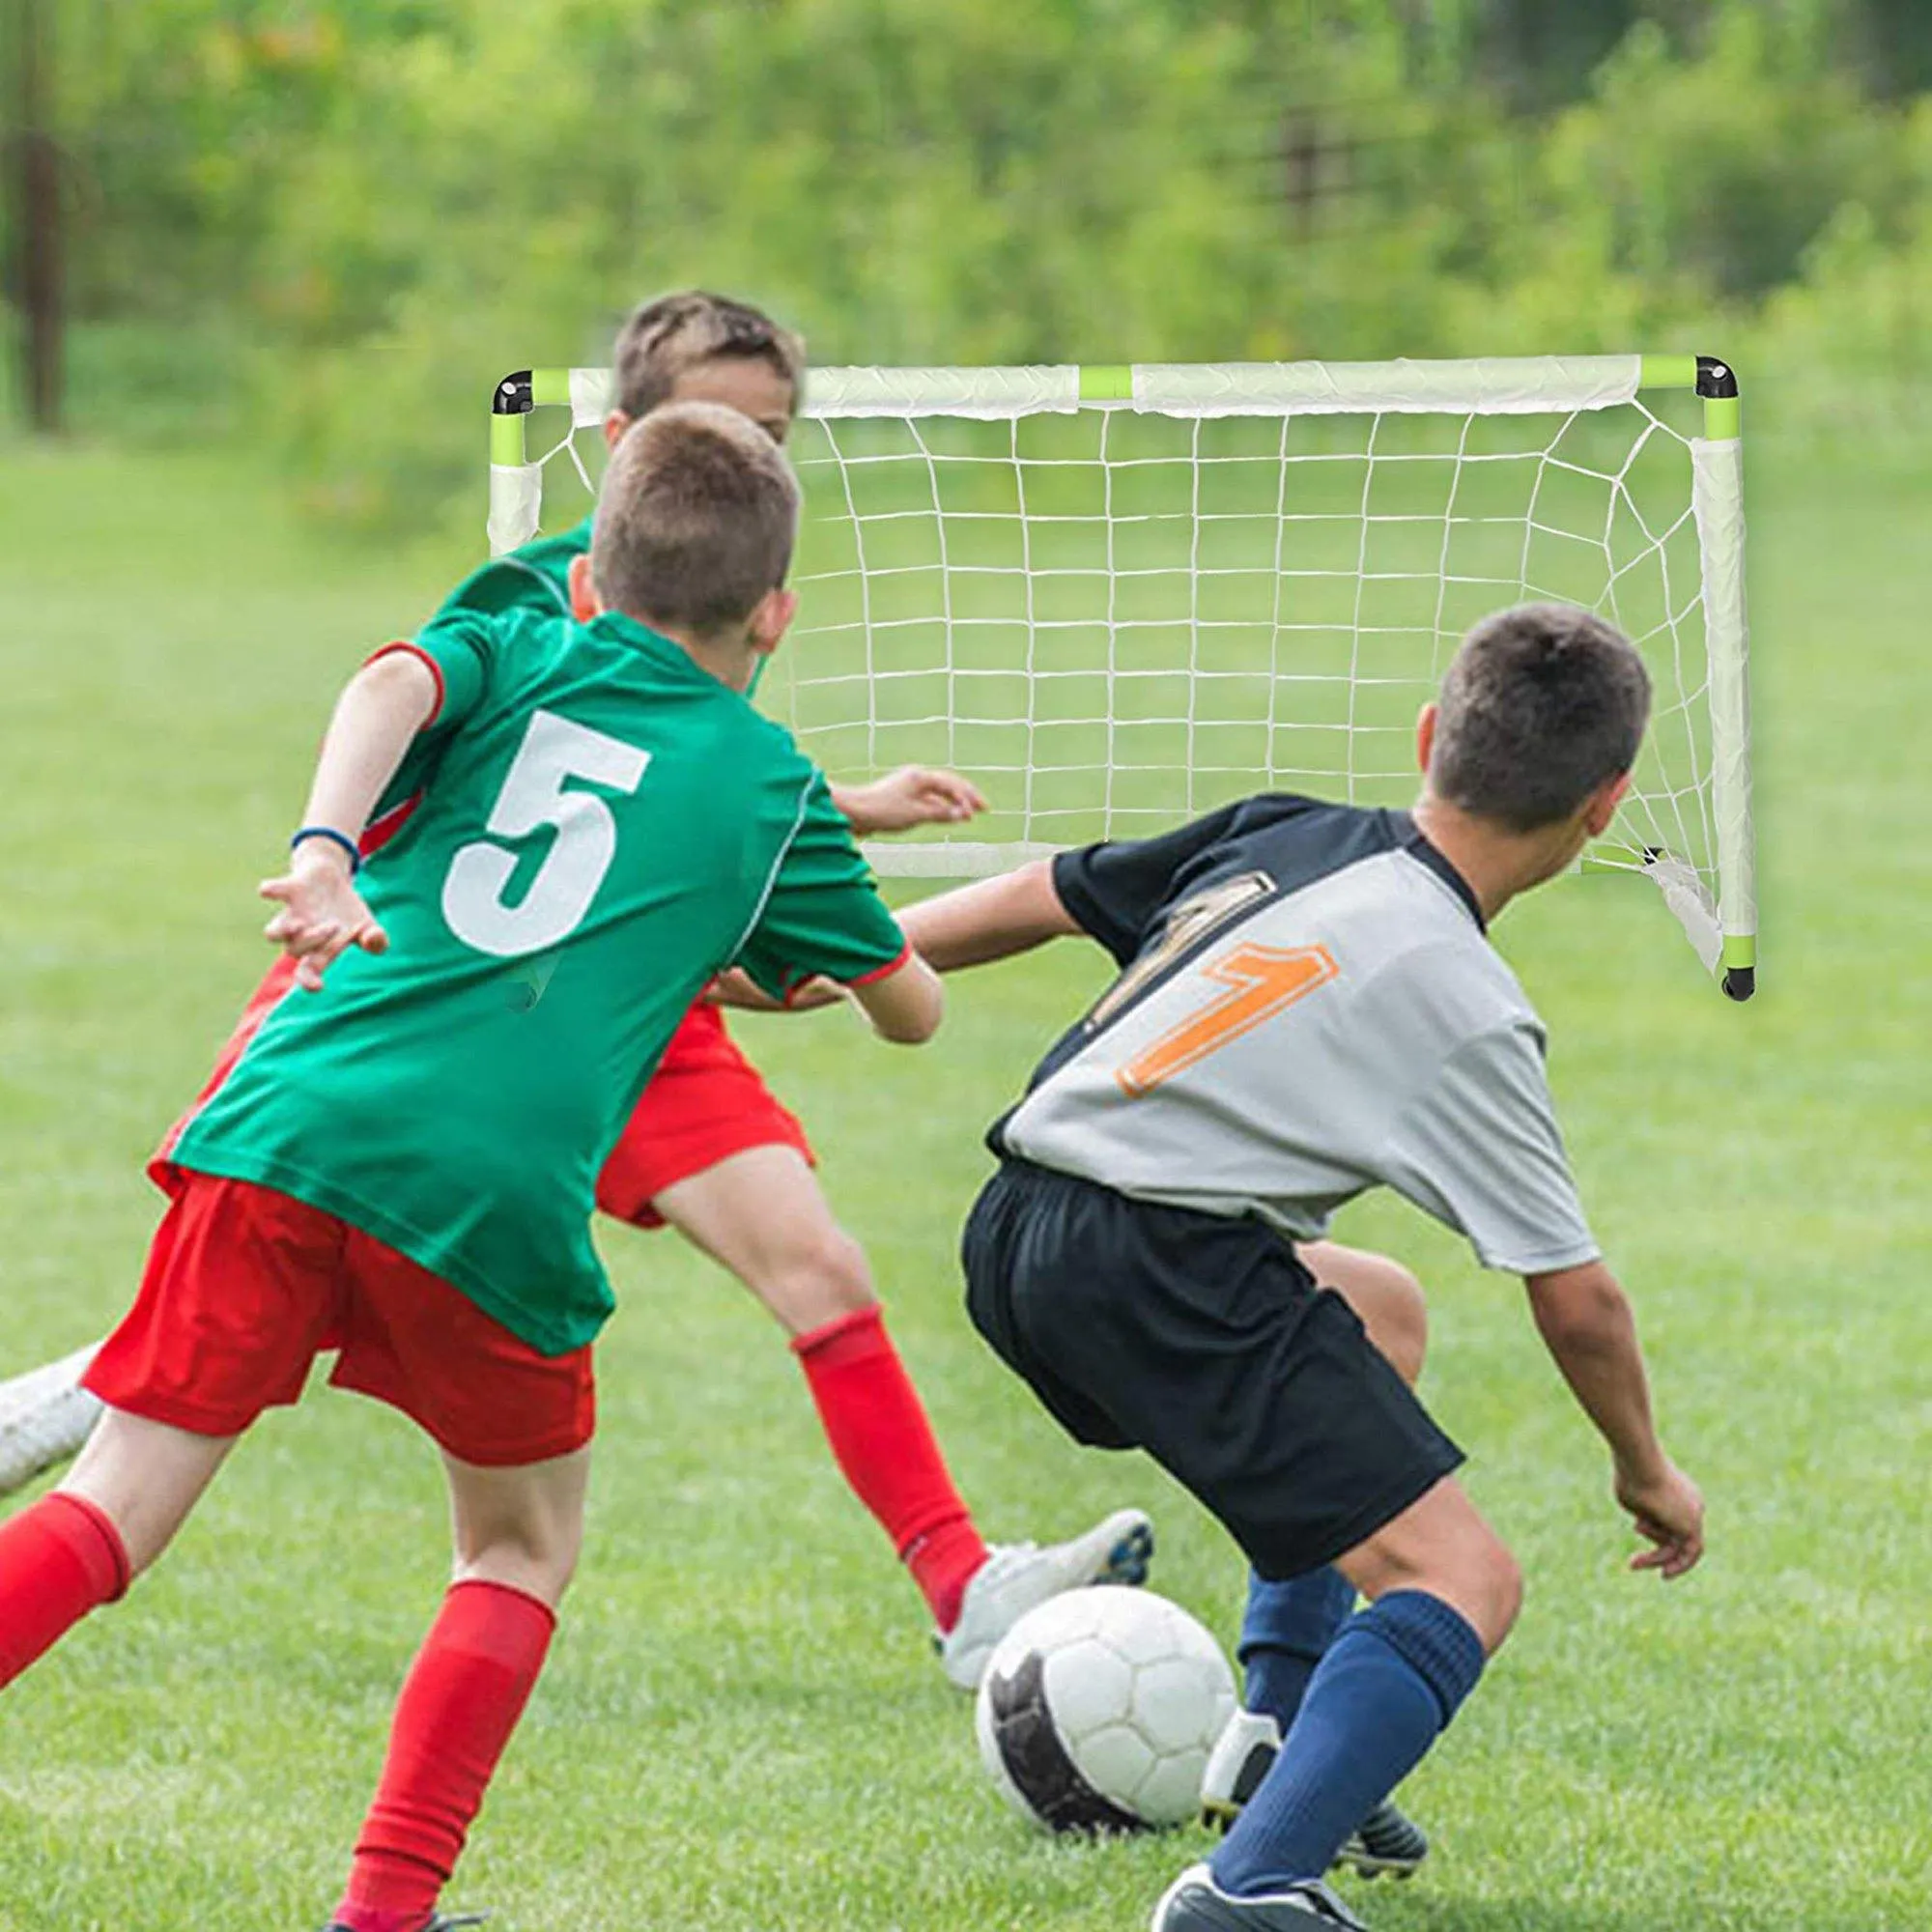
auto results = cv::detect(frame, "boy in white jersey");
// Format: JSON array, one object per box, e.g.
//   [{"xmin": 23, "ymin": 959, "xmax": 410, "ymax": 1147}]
[{"xmin": 890, "ymin": 605, "xmax": 1707, "ymax": 1930}]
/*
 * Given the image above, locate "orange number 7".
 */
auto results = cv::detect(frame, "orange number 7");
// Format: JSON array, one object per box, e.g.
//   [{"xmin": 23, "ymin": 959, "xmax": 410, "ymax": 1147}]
[{"xmin": 1116, "ymin": 943, "xmax": 1338, "ymax": 1098}]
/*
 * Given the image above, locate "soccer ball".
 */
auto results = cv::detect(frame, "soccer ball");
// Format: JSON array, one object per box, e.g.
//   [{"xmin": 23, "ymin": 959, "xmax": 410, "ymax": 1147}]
[{"xmin": 975, "ymin": 1585, "xmax": 1236, "ymax": 1833}]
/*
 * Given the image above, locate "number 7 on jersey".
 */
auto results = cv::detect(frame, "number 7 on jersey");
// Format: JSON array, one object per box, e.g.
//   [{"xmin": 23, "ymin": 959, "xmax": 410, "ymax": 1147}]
[{"xmin": 1117, "ymin": 943, "xmax": 1338, "ymax": 1099}]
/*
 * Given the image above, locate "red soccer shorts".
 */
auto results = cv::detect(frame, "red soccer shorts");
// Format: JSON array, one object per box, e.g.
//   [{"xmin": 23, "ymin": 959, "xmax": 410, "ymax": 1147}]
[
  {"xmin": 87, "ymin": 1175, "xmax": 595, "ymax": 1466},
  {"xmin": 158, "ymin": 974, "xmax": 812, "ymax": 1236},
  {"xmin": 593, "ymin": 1002, "xmax": 814, "ymax": 1229}
]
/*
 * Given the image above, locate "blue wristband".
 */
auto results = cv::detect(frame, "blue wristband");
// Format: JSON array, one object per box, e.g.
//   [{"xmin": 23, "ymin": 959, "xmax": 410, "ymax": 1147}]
[{"xmin": 291, "ymin": 825, "xmax": 362, "ymax": 874}]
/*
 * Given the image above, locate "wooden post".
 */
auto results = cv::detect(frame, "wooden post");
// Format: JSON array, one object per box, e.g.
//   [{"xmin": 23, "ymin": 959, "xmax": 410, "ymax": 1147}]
[{"xmin": 11, "ymin": 0, "xmax": 63, "ymax": 433}]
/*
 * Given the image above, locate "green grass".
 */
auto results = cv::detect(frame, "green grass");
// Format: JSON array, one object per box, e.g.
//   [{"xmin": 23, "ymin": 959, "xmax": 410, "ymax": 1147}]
[{"xmin": 0, "ymin": 423, "xmax": 1927, "ymax": 1930}]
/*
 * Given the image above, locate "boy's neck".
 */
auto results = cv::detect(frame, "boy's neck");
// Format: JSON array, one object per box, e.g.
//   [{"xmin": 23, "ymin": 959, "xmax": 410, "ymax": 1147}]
[
  {"xmin": 610, "ymin": 606, "xmax": 758, "ymax": 694},
  {"xmin": 1409, "ymin": 793, "xmax": 1582, "ymax": 927}
]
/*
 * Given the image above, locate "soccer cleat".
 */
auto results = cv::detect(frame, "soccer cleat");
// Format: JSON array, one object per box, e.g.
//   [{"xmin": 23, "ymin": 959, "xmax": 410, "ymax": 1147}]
[
  {"xmin": 1341, "ymin": 1799, "xmax": 1430, "ymax": 1880},
  {"xmin": 1200, "ymin": 1710, "xmax": 1429, "ymax": 1881},
  {"xmin": 1151, "ymin": 1862, "xmax": 1369, "ymax": 1931},
  {"xmin": 322, "ymin": 1917, "xmax": 487, "ymax": 1931},
  {"xmin": 1201, "ymin": 1708, "xmax": 1284, "ymax": 1829},
  {"xmin": 936, "ymin": 1506, "xmax": 1154, "ymax": 1691}
]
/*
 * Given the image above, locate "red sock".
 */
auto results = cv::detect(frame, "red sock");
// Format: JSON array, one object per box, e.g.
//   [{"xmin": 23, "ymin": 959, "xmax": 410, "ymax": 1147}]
[
  {"xmin": 792, "ymin": 1305, "xmax": 990, "ymax": 1632},
  {"xmin": 0, "ymin": 1492, "xmax": 130, "ymax": 1688},
  {"xmin": 334, "ymin": 1579, "xmax": 555, "ymax": 1932}
]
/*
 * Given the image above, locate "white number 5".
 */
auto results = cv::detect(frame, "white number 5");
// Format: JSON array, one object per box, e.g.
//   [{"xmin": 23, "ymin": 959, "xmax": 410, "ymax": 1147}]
[{"xmin": 442, "ymin": 710, "xmax": 651, "ymax": 957}]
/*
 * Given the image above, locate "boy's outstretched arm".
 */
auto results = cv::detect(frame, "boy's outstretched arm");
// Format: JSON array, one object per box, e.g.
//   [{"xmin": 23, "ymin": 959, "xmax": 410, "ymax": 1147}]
[
  {"xmin": 846, "ymin": 952, "xmax": 945, "ymax": 1044},
  {"xmin": 260, "ymin": 647, "xmax": 440, "ymax": 991},
  {"xmin": 1524, "ymin": 1260, "xmax": 1705, "ymax": 1579},
  {"xmin": 709, "ymin": 858, "xmax": 1081, "ymax": 1012},
  {"xmin": 894, "ymin": 859, "xmax": 1084, "ymax": 969}
]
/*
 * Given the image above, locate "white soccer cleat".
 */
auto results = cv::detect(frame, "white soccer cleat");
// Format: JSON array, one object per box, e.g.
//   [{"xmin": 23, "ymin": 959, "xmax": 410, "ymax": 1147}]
[
  {"xmin": 1200, "ymin": 1707, "xmax": 1284, "ymax": 1829},
  {"xmin": 0, "ymin": 1344, "xmax": 103, "ymax": 1496},
  {"xmin": 1201, "ymin": 1707, "xmax": 1431, "ymax": 1882},
  {"xmin": 936, "ymin": 1506, "xmax": 1154, "ymax": 1692}
]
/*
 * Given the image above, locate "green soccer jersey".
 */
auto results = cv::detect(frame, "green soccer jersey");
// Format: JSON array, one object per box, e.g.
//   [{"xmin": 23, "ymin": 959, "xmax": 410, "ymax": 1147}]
[{"xmin": 171, "ymin": 605, "xmax": 907, "ymax": 1356}]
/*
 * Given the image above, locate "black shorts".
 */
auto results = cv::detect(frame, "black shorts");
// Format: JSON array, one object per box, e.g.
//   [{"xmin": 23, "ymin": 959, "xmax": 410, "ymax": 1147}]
[{"xmin": 962, "ymin": 1159, "xmax": 1465, "ymax": 1580}]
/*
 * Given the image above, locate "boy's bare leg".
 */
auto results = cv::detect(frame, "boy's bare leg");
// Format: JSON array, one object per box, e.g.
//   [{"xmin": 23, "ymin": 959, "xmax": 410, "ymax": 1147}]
[
  {"xmin": 59, "ymin": 1406, "xmax": 237, "ymax": 1574},
  {"xmin": 653, "ymin": 1144, "xmax": 876, "ymax": 1338},
  {"xmin": 654, "ymin": 1146, "xmax": 1152, "ymax": 1681},
  {"xmin": 0, "ymin": 1406, "xmax": 232, "ymax": 1689},
  {"xmin": 444, "ymin": 1443, "xmax": 589, "ymax": 1607},
  {"xmin": 330, "ymin": 1447, "xmax": 588, "ymax": 1932}
]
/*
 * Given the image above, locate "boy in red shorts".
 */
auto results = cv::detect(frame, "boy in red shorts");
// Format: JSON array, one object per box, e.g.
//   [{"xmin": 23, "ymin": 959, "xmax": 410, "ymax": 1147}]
[
  {"xmin": 0, "ymin": 402, "xmax": 944, "ymax": 1930},
  {"xmin": 145, "ymin": 290, "xmax": 1155, "ymax": 1691}
]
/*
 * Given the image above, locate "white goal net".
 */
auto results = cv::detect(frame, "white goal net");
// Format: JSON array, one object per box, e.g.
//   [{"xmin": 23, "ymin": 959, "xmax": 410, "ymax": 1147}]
[{"xmin": 490, "ymin": 355, "xmax": 1754, "ymax": 997}]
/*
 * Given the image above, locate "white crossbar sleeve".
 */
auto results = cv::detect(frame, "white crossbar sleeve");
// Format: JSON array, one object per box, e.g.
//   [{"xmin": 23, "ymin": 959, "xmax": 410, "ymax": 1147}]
[
  {"xmin": 561, "ymin": 364, "xmax": 1082, "ymax": 423},
  {"xmin": 1131, "ymin": 355, "xmax": 1644, "ymax": 417},
  {"xmin": 1691, "ymin": 436, "xmax": 1755, "ymax": 950},
  {"xmin": 488, "ymin": 462, "xmax": 544, "ymax": 557},
  {"xmin": 570, "ymin": 366, "xmax": 614, "ymax": 425},
  {"xmin": 806, "ymin": 365, "xmax": 1081, "ymax": 418}
]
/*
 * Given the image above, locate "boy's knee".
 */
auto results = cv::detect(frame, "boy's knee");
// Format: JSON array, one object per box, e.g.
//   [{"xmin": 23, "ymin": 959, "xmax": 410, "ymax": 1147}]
[
  {"xmin": 766, "ymin": 1224, "xmax": 877, "ymax": 1332},
  {"xmin": 454, "ymin": 1522, "xmax": 582, "ymax": 1609},
  {"xmin": 1365, "ymin": 1258, "xmax": 1429, "ymax": 1384},
  {"xmin": 1462, "ymin": 1537, "xmax": 1523, "ymax": 1655}
]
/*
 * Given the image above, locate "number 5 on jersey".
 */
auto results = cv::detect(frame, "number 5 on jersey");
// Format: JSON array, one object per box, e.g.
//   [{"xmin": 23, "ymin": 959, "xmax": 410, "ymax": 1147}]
[
  {"xmin": 1117, "ymin": 943, "xmax": 1338, "ymax": 1099},
  {"xmin": 444, "ymin": 710, "xmax": 651, "ymax": 957}
]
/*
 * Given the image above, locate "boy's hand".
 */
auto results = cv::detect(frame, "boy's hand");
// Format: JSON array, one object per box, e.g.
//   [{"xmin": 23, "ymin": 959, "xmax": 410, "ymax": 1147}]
[
  {"xmin": 706, "ymin": 968, "xmax": 843, "ymax": 1014},
  {"xmin": 1615, "ymin": 1457, "xmax": 1705, "ymax": 1580},
  {"xmin": 260, "ymin": 846, "xmax": 388, "ymax": 991},
  {"xmin": 834, "ymin": 767, "xmax": 987, "ymax": 836}
]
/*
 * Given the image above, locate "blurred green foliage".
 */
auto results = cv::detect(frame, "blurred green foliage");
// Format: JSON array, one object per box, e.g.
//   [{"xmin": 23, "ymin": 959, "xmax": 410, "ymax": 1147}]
[{"xmin": 7, "ymin": 0, "xmax": 1930, "ymax": 525}]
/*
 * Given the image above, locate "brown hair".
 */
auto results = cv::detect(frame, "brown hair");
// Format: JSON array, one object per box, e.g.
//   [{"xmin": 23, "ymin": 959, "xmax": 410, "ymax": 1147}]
[
  {"xmin": 612, "ymin": 291, "xmax": 806, "ymax": 422},
  {"xmin": 591, "ymin": 401, "xmax": 801, "ymax": 638},
  {"xmin": 1430, "ymin": 604, "xmax": 1652, "ymax": 831}
]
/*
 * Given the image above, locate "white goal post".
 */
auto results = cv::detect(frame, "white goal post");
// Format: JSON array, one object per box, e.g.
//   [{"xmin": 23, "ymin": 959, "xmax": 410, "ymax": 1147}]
[{"xmin": 490, "ymin": 354, "xmax": 1755, "ymax": 999}]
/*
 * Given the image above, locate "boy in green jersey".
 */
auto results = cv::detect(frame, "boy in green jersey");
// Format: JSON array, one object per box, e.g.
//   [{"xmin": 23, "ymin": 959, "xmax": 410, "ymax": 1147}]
[
  {"xmin": 0, "ymin": 401, "xmax": 941, "ymax": 1932},
  {"xmin": 134, "ymin": 292, "xmax": 1161, "ymax": 1689}
]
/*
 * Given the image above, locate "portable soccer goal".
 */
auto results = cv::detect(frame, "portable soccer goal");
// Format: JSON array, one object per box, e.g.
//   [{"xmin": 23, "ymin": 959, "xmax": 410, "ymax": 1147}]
[{"xmin": 490, "ymin": 355, "xmax": 1754, "ymax": 999}]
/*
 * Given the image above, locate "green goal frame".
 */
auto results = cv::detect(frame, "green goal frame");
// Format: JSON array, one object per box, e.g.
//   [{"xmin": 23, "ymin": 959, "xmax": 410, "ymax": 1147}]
[{"xmin": 489, "ymin": 354, "xmax": 1754, "ymax": 1000}]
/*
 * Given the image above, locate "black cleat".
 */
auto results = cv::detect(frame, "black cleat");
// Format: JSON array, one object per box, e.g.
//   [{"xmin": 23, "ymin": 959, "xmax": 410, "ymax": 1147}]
[
  {"xmin": 322, "ymin": 1917, "xmax": 487, "ymax": 1931},
  {"xmin": 1338, "ymin": 1799, "xmax": 1429, "ymax": 1880},
  {"xmin": 1151, "ymin": 1864, "xmax": 1369, "ymax": 1930}
]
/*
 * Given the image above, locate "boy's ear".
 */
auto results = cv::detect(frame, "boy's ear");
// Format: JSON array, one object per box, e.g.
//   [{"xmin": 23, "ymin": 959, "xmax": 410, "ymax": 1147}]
[
  {"xmin": 568, "ymin": 552, "xmax": 601, "ymax": 622},
  {"xmin": 1415, "ymin": 701, "xmax": 1439, "ymax": 776},
  {"xmin": 748, "ymin": 586, "xmax": 798, "ymax": 656},
  {"xmin": 1583, "ymin": 770, "xmax": 1633, "ymax": 838},
  {"xmin": 602, "ymin": 410, "xmax": 632, "ymax": 453}
]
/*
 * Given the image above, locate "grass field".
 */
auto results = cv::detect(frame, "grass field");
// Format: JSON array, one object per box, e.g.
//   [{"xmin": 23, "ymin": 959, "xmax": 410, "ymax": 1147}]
[{"xmin": 0, "ymin": 422, "xmax": 1927, "ymax": 1931}]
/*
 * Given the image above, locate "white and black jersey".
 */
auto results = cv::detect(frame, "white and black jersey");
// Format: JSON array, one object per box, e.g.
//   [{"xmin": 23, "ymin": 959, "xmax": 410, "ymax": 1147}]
[{"xmin": 995, "ymin": 794, "xmax": 1599, "ymax": 1277}]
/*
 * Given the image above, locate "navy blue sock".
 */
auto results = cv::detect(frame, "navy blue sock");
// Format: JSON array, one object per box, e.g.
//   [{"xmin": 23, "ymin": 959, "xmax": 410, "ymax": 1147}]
[
  {"xmin": 1211, "ymin": 1590, "xmax": 1487, "ymax": 1897},
  {"xmin": 1238, "ymin": 1566, "xmax": 1356, "ymax": 1731}
]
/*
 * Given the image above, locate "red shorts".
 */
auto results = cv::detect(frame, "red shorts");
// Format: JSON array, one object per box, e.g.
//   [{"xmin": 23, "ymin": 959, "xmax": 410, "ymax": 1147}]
[
  {"xmin": 593, "ymin": 1002, "xmax": 814, "ymax": 1229},
  {"xmin": 88, "ymin": 1175, "xmax": 595, "ymax": 1466}
]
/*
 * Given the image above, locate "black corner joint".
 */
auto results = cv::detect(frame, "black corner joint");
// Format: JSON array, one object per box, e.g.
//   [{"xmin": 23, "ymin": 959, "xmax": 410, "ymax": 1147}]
[
  {"xmin": 493, "ymin": 370, "xmax": 535, "ymax": 415},
  {"xmin": 1721, "ymin": 965, "xmax": 1755, "ymax": 1002},
  {"xmin": 1695, "ymin": 355, "xmax": 1739, "ymax": 400}
]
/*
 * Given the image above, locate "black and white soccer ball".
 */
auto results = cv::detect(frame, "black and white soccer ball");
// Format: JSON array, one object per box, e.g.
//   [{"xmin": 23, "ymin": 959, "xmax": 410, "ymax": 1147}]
[{"xmin": 975, "ymin": 1585, "xmax": 1236, "ymax": 1833}]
